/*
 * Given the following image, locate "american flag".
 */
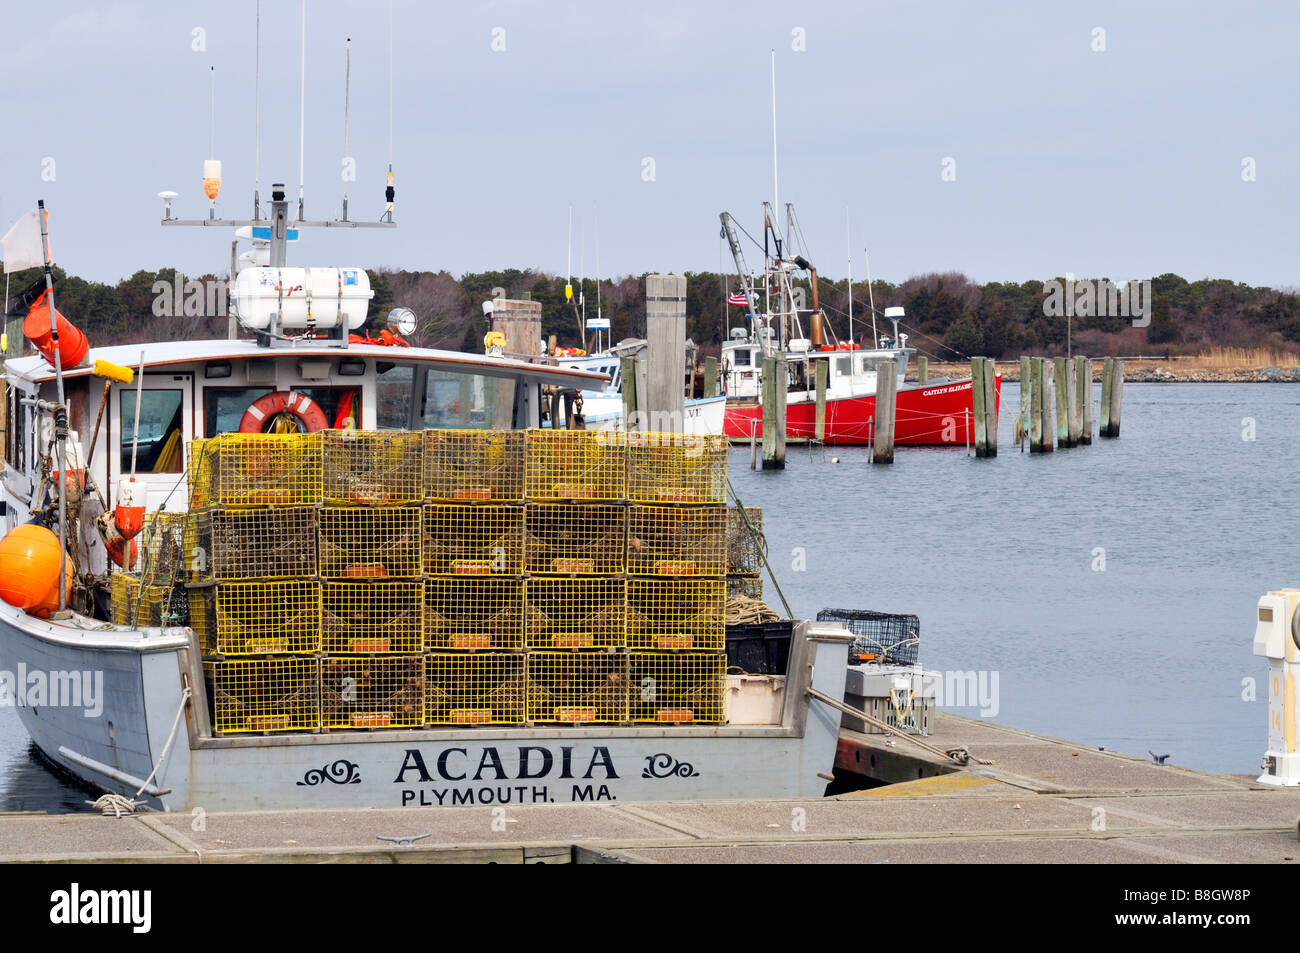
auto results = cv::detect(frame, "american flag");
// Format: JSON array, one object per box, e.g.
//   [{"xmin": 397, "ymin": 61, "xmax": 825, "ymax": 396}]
[{"xmin": 728, "ymin": 291, "xmax": 749, "ymax": 307}]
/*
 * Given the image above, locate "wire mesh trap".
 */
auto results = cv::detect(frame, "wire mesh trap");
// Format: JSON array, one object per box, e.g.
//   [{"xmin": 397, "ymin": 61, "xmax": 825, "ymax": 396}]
[
  {"xmin": 627, "ymin": 504, "xmax": 726, "ymax": 577},
  {"xmin": 123, "ymin": 511, "xmax": 187, "ymax": 585},
  {"xmin": 110, "ymin": 573, "xmax": 187, "ymax": 628},
  {"xmin": 627, "ymin": 652, "xmax": 726, "ymax": 723},
  {"xmin": 423, "ymin": 504, "xmax": 523, "ymax": 576},
  {"xmin": 523, "ymin": 577, "xmax": 626, "ymax": 650},
  {"xmin": 212, "ymin": 657, "xmax": 320, "ymax": 734},
  {"xmin": 318, "ymin": 506, "xmax": 422, "ymax": 579},
  {"xmin": 320, "ymin": 655, "xmax": 425, "ymax": 730},
  {"xmin": 425, "ymin": 652, "xmax": 527, "ymax": 725},
  {"xmin": 425, "ymin": 577, "xmax": 525, "ymax": 651},
  {"xmin": 185, "ymin": 507, "xmax": 319, "ymax": 581},
  {"xmin": 524, "ymin": 429, "xmax": 626, "ymax": 501},
  {"xmin": 725, "ymin": 506, "xmax": 765, "ymax": 576},
  {"xmin": 190, "ymin": 580, "xmax": 323, "ymax": 655},
  {"xmin": 322, "ymin": 581, "xmax": 424, "ymax": 654},
  {"xmin": 626, "ymin": 432, "xmax": 727, "ymax": 504},
  {"xmin": 423, "ymin": 429, "xmax": 524, "ymax": 502},
  {"xmin": 816, "ymin": 608, "xmax": 921, "ymax": 665},
  {"xmin": 526, "ymin": 652, "xmax": 629, "ymax": 724},
  {"xmin": 188, "ymin": 433, "xmax": 323, "ymax": 508},
  {"xmin": 626, "ymin": 578, "xmax": 724, "ymax": 651},
  {"xmin": 523, "ymin": 503, "xmax": 627, "ymax": 575},
  {"xmin": 321, "ymin": 429, "xmax": 423, "ymax": 505}
]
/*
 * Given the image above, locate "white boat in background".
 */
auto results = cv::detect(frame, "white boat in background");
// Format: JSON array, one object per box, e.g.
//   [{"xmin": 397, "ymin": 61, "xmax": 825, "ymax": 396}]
[{"xmin": 559, "ymin": 344, "xmax": 727, "ymax": 436}]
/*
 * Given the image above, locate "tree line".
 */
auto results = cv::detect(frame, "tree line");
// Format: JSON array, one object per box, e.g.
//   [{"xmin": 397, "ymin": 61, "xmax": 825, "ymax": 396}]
[{"xmin": 5, "ymin": 263, "xmax": 1298, "ymax": 363}]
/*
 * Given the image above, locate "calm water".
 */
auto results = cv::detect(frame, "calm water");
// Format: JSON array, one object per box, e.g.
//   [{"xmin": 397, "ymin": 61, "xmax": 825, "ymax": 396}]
[{"xmin": 0, "ymin": 383, "xmax": 1290, "ymax": 809}]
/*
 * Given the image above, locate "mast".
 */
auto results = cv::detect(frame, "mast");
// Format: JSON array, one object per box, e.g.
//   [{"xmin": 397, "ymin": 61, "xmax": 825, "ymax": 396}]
[{"xmin": 846, "ymin": 208, "xmax": 853, "ymax": 347}]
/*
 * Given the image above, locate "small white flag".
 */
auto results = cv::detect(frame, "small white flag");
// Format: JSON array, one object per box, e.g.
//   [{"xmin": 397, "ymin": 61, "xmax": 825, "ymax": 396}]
[{"xmin": 2, "ymin": 209, "xmax": 51, "ymax": 274}]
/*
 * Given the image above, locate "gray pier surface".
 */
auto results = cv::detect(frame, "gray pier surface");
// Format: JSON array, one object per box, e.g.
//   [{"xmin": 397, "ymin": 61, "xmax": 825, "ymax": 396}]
[{"xmin": 2, "ymin": 715, "xmax": 1296, "ymax": 864}]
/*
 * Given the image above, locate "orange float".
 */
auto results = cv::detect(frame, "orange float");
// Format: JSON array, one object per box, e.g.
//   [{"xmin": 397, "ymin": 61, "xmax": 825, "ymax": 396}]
[
  {"xmin": 0, "ymin": 525, "xmax": 64, "ymax": 610},
  {"xmin": 23, "ymin": 290, "xmax": 89, "ymax": 370},
  {"xmin": 30, "ymin": 561, "xmax": 74, "ymax": 619}
]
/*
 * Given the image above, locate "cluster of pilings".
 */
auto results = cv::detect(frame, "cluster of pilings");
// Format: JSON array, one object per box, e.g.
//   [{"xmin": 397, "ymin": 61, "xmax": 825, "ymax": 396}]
[{"xmin": 1014, "ymin": 355, "xmax": 1124, "ymax": 454}]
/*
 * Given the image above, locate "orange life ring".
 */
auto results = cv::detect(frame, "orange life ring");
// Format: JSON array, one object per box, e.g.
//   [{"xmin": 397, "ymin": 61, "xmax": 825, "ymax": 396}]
[{"xmin": 238, "ymin": 390, "xmax": 330, "ymax": 433}]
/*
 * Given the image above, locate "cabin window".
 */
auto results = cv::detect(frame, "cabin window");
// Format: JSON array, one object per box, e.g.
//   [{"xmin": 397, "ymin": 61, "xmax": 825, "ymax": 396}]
[
  {"xmin": 858, "ymin": 357, "xmax": 878, "ymax": 374},
  {"xmin": 203, "ymin": 388, "xmax": 359, "ymax": 436},
  {"xmin": 835, "ymin": 356, "xmax": 852, "ymax": 377},
  {"xmin": 120, "ymin": 389, "xmax": 184, "ymax": 473},
  {"xmin": 418, "ymin": 369, "xmax": 506, "ymax": 429},
  {"xmin": 375, "ymin": 365, "xmax": 414, "ymax": 429},
  {"xmin": 5, "ymin": 387, "xmax": 25, "ymax": 472},
  {"xmin": 734, "ymin": 350, "xmax": 752, "ymax": 367}
]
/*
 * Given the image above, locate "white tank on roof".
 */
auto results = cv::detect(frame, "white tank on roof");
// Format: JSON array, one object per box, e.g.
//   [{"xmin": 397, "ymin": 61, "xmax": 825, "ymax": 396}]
[{"xmin": 232, "ymin": 266, "xmax": 373, "ymax": 331}]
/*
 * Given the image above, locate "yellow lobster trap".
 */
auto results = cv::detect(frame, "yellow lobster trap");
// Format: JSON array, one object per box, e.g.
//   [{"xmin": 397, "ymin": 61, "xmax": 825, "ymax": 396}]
[
  {"xmin": 319, "ymin": 506, "xmax": 422, "ymax": 579},
  {"xmin": 626, "ymin": 578, "xmax": 725, "ymax": 651},
  {"xmin": 626, "ymin": 432, "xmax": 727, "ymax": 504},
  {"xmin": 185, "ymin": 507, "xmax": 318, "ymax": 581},
  {"xmin": 321, "ymin": 429, "xmax": 424, "ymax": 505},
  {"xmin": 523, "ymin": 502, "xmax": 626, "ymax": 575},
  {"xmin": 627, "ymin": 652, "xmax": 727, "ymax": 723},
  {"xmin": 320, "ymin": 655, "xmax": 425, "ymax": 730},
  {"xmin": 189, "ymin": 580, "xmax": 322, "ymax": 655},
  {"xmin": 524, "ymin": 577, "xmax": 626, "ymax": 650},
  {"xmin": 425, "ymin": 577, "xmax": 524, "ymax": 651},
  {"xmin": 110, "ymin": 573, "xmax": 186, "ymax": 628},
  {"xmin": 426, "ymin": 653, "xmax": 527, "ymax": 725},
  {"xmin": 627, "ymin": 504, "xmax": 726, "ymax": 576},
  {"xmin": 423, "ymin": 504, "xmax": 523, "ymax": 576},
  {"xmin": 188, "ymin": 433, "xmax": 323, "ymax": 508},
  {"xmin": 322, "ymin": 580, "xmax": 424, "ymax": 654},
  {"xmin": 526, "ymin": 651, "xmax": 629, "ymax": 724},
  {"xmin": 524, "ymin": 429, "xmax": 626, "ymax": 501},
  {"xmin": 423, "ymin": 429, "xmax": 524, "ymax": 502},
  {"xmin": 212, "ymin": 657, "xmax": 320, "ymax": 734}
]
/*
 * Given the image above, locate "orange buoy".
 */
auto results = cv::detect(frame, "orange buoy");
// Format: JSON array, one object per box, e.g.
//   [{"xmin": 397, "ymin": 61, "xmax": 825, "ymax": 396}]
[
  {"xmin": 23, "ymin": 290, "xmax": 89, "ymax": 370},
  {"xmin": 114, "ymin": 477, "xmax": 147, "ymax": 540},
  {"xmin": 30, "ymin": 561, "xmax": 74, "ymax": 619},
  {"xmin": 0, "ymin": 525, "xmax": 64, "ymax": 610}
]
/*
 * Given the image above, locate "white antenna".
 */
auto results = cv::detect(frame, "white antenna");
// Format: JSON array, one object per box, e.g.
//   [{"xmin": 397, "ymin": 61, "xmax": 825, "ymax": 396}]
[
  {"xmin": 864, "ymin": 249, "xmax": 877, "ymax": 346},
  {"xmin": 770, "ymin": 49, "xmax": 780, "ymax": 243},
  {"xmin": 209, "ymin": 66, "xmax": 215, "ymax": 158},
  {"xmin": 342, "ymin": 37, "xmax": 351, "ymax": 221},
  {"xmin": 846, "ymin": 207, "xmax": 853, "ymax": 347},
  {"xmin": 253, "ymin": 0, "xmax": 262, "ymax": 218},
  {"xmin": 385, "ymin": 0, "xmax": 395, "ymax": 223},
  {"xmin": 297, "ymin": 0, "xmax": 306, "ymax": 221},
  {"xmin": 579, "ymin": 216, "xmax": 586, "ymax": 327},
  {"xmin": 595, "ymin": 210, "xmax": 602, "ymax": 352},
  {"xmin": 566, "ymin": 206, "xmax": 573, "ymax": 285}
]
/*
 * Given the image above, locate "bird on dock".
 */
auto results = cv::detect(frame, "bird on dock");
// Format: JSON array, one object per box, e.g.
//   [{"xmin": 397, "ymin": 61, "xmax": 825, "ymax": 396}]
[{"xmin": 1148, "ymin": 750, "xmax": 1171, "ymax": 765}]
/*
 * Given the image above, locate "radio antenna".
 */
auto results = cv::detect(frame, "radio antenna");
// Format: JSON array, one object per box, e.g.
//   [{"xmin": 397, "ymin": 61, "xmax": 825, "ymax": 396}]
[
  {"xmin": 342, "ymin": 37, "xmax": 351, "ymax": 222},
  {"xmin": 297, "ymin": 0, "xmax": 306, "ymax": 221},
  {"xmin": 253, "ymin": 0, "xmax": 261, "ymax": 218}
]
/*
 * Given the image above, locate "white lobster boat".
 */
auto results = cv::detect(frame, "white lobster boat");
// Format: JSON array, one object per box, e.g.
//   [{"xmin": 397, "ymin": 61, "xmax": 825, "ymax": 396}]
[{"xmin": 0, "ymin": 186, "xmax": 854, "ymax": 812}]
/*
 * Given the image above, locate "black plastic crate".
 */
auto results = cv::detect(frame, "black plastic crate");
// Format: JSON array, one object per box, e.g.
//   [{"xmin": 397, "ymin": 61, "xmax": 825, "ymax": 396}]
[
  {"xmin": 816, "ymin": 609, "xmax": 919, "ymax": 665},
  {"xmin": 725, "ymin": 620, "xmax": 793, "ymax": 676}
]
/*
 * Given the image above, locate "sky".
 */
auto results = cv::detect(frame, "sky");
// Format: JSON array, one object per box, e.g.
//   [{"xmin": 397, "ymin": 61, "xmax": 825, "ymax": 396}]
[{"xmin": 0, "ymin": 0, "xmax": 1296, "ymax": 288}]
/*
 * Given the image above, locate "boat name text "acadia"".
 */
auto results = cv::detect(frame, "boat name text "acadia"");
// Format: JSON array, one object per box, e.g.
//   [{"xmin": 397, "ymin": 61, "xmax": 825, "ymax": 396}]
[{"xmin": 394, "ymin": 745, "xmax": 619, "ymax": 784}]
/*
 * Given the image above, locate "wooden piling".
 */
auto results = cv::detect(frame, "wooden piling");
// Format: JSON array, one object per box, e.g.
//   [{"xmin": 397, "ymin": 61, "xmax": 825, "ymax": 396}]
[
  {"xmin": 1019, "ymin": 356, "xmax": 1031, "ymax": 450},
  {"xmin": 1100, "ymin": 357, "xmax": 1114, "ymax": 438},
  {"xmin": 873, "ymin": 359, "xmax": 897, "ymax": 464},
  {"xmin": 1042, "ymin": 361, "xmax": 1056, "ymax": 452},
  {"xmin": 981, "ymin": 358, "xmax": 998, "ymax": 457},
  {"xmin": 1075, "ymin": 356, "xmax": 1092, "ymax": 445},
  {"xmin": 1053, "ymin": 357, "xmax": 1073, "ymax": 447},
  {"xmin": 1065, "ymin": 359, "xmax": 1081, "ymax": 447},
  {"xmin": 1029, "ymin": 358, "xmax": 1044, "ymax": 452},
  {"xmin": 814, "ymin": 358, "xmax": 828, "ymax": 443},
  {"xmin": 971, "ymin": 357, "xmax": 989, "ymax": 457},
  {"xmin": 761, "ymin": 355, "xmax": 787, "ymax": 469},
  {"xmin": 645, "ymin": 274, "xmax": 687, "ymax": 432},
  {"xmin": 620, "ymin": 355, "xmax": 639, "ymax": 431},
  {"xmin": 918, "ymin": 355, "xmax": 928, "ymax": 385},
  {"xmin": 1106, "ymin": 358, "xmax": 1124, "ymax": 438},
  {"xmin": 703, "ymin": 356, "xmax": 718, "ymax": 398}
]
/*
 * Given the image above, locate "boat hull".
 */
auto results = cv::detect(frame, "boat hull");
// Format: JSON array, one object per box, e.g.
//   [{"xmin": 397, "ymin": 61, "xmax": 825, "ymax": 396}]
[
  {"xmin": 0, "ymin": 604, "xmax": 851, "ymax": 811},
  {"xmin": 724, "ymin": 376, "xmax": 1002, "ymax": 446},
  {"xmin": 583, "ymin": 394, "xmax": 726, "ymax": 436}
]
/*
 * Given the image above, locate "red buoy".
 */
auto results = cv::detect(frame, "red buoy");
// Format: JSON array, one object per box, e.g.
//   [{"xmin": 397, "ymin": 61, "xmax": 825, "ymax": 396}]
[{"xmin": 23, "ymin": 290, "xmax": 89, "ymax": 370}]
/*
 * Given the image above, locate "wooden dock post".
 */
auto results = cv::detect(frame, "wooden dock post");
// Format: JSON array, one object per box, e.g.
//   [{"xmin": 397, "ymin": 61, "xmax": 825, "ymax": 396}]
[
  {"xmin": 1105, "ymin": 358, "xmax": 1124, "ymax": 438},
  {"xmin": 814, "ymin": 358, "xmax": 828, "ymax": 443},
  {"xmin": 1053, "ymin": 357, "xmax": 1073, "ymax": 447},
  {"xmin": 1042, "ymin": 360, "xmax": 1056, "ymax": 451},
  {"xmin": 981, "ymin": 357, "xmax": 998, "ymax": 457},
  {"xmin": 971, "ymin": 357, "xmax": 989, "ymax": 457},
  {"xmin": 1075, "ymin": 356, "xmax": 1092, "ymax": 445},
  {"xmin": 1065, "ymin": 358, "xmax": 1081, "ymax": 447},
  {"xmin": 703, "ymin": 355, "xmax": 718, "ymax": 397},
  {"xmin": 917, "ymin": 355, "xmax": 928, "ymax": 385},
  {"xmin": 761, "ymin": 355, "xmax": 787, "ymax": 469},
  {"xmin": 1029, "ymin": 358, "xmax": 1044, "ymax": 452},
  {"xmin": 1018, "ymin": 355, "xmax": 1031, "ymax": 451},
  {"xmin": 1100, "ymin": 357, "xmax": 1114, "ymax": 437},
  {"xmin": 645, "ymin": 274, "xmax": 687, "ymax": 432},
  {"xmin": 873, "ymin": 358, "xmax": 897, "ymax": 464},
  {"xmin": 620, "ymin": 355, "xmax": 639, "ymax": 431}
]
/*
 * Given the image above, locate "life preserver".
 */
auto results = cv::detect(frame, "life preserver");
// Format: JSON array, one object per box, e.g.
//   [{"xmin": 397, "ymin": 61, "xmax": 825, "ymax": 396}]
[{"xmin": 238, "ymin": 390, "xmax": 330, "ymax": 433}]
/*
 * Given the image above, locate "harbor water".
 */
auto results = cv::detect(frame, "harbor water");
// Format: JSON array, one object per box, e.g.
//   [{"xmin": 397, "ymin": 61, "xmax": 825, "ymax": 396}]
[{"xmin": 0, "ymin": 382, "xmax": 1287, "ymax": 810}]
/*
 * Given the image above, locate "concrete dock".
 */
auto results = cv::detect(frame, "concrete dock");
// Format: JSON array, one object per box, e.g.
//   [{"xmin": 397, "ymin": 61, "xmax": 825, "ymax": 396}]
[{"xmin": 2, "ymin": 714, "xmax": 1295, "ymax": 863}]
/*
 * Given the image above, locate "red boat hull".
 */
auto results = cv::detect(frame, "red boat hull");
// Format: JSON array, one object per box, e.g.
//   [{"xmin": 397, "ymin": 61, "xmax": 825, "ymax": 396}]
[{"xmin": 723, "ymin": 376, "xmax": 1002, "ymax": 446}]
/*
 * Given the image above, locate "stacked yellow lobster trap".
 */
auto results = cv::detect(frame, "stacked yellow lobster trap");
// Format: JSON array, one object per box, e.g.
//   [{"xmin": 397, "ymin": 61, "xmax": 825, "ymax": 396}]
[{"xmin": 111, "ymin": 428, "xmax": 731, "ymax": 734}]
